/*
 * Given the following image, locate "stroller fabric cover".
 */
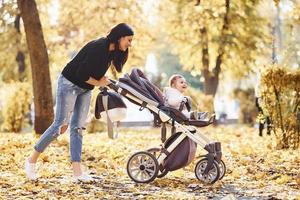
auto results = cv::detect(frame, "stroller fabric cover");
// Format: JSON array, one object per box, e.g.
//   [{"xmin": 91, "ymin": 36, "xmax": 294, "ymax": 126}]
[
  {"xmin": 163, "ymin": 132, "xmax": 197, "ymax": 171},
  {"xmin": 95, "ymin": 88, "xmax": 127, "ymax": 122},
  {"xmin": 118, "ymin": 68, "xmax": 164, "ymax": 107},
  {"xmin": 95, "ymin": 88, "xmax": 127, "ymax": 139}
]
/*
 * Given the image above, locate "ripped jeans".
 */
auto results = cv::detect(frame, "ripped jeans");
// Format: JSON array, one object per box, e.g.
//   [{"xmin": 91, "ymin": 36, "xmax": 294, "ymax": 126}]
[{"xmin": 34, "ymin": 74, "xmax": 92, "ymax": 162}]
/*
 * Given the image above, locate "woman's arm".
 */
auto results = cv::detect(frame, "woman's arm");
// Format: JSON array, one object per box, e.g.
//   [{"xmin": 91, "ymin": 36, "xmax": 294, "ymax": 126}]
[{"xmin": 86, "ymin": 76, "xmax": 110, "ymax": 87}]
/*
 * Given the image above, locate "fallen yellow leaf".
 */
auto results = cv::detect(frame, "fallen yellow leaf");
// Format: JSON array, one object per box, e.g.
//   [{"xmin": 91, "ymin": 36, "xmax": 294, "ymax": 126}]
[
  {"xmin": 296, "ymin": 174, "xmax": 300, "ymax": 186},
  {"xmin": 275, "ymin": 174, "xmax": 291, "ymax": 185}
]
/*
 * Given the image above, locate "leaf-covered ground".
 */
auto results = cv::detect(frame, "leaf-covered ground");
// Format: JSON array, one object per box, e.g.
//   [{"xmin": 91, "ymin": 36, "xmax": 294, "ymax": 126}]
[{"xmin": 0, "ymin": 125, "xmax": 299, "ymax": 200}]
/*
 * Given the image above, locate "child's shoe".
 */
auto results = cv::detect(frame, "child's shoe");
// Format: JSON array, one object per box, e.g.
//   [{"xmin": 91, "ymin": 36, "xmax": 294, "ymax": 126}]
[{"xmin": 197, "ymin": 112, "xmax": 208, "ymax": 120}]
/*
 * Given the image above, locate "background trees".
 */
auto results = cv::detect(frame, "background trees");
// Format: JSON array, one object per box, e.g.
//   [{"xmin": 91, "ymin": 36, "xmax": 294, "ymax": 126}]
[
  {"xmin": 0, "ymin": 0, "xmax": 299, "ymax": 149},
  {"xmin": 159, "ymin": 0, "xmax": 271, "ymax": 97}
]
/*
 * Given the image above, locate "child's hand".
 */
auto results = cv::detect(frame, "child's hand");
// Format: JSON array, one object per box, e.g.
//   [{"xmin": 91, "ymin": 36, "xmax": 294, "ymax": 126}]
[{"xmin": 182, "ymin": 96, "xmax": 189, "ymax": 103}]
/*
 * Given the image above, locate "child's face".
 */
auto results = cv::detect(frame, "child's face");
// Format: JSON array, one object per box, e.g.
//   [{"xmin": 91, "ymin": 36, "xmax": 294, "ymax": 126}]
[{"xmin": 173, "ymin": 77, "xmax": 187, "ymax": 93}]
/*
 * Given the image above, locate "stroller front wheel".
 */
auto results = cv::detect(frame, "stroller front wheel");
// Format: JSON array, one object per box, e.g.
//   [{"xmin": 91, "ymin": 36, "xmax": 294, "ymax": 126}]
[
  {"xmin": 127, "ymin": 151, "xmax": 159, "ymax": 183},
  {"xmin": 195, "ymin": 158, "xmax": 220, "ymax": 184},
  {"xmin": 147, "ymin": 147, "xmax": 169, "ymax": 178}
]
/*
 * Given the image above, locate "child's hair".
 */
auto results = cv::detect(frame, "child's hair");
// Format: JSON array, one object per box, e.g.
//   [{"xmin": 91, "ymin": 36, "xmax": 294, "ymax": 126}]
[{"xmin": 168, "ymin": 74, "xmax": 184, "ymax": 87}]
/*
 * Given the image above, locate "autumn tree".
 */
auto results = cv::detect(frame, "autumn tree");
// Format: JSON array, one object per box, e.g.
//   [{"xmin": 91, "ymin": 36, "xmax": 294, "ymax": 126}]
[
  {"xmin": 0, "ymin": 0, "xmax": 28, "ymax": 81},
  {"xmin": 261, "ymin": 67, "xmax": 300, "ymax": 149},
  {"xmin": 275, "ymin": 1, "xmax": 300, "ymax": 67},
  {"xmin": 17, "ymin": 0, "xmax": 54, "ymax": 134},
  {"xmin": 160, "ymin": 0, "xmax": 271, "ymax": 97}
]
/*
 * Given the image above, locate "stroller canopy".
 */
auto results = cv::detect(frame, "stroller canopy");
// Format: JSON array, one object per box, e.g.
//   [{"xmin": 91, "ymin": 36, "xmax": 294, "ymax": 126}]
[{"xmin": 118, "ymin": 68, "xmax": 164, "ymax": 107}]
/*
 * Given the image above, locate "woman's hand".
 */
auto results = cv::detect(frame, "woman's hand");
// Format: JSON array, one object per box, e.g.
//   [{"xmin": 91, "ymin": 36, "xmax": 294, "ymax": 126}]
[
  {"xmin": 98, "ymin": 76, "xmax": 110, "ymax": 86},
  {"xmin": 86, "ymin": 76, "xmax": 110, "ymax": 87}
]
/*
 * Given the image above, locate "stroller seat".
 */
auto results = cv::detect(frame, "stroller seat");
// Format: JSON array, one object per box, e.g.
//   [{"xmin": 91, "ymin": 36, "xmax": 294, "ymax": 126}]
[{"xmin": 159, "ymin": 106, "xmax": 215, "ymax": 127}]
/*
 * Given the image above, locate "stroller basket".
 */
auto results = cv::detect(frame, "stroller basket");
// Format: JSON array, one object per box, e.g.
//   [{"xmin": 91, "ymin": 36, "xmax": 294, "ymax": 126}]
[{"xmin": 163, "ymin": 132, "xmax": 197, "ymax": 171}]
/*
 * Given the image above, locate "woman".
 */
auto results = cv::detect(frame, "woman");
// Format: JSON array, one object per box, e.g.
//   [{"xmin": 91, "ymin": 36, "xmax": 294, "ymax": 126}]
[{"xmin": 25, "ymin": 23, "xmax": 134, "ymax": 182}]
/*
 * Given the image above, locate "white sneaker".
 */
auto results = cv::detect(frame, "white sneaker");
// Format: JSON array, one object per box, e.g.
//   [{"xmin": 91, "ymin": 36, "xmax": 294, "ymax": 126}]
[
  {"xmin": 25, "ymin": 159, "xmax": 37, "ymax": 180},
  {"xmin": 72, "ymin": 174, "xmax": 95, "ymax": 183}
]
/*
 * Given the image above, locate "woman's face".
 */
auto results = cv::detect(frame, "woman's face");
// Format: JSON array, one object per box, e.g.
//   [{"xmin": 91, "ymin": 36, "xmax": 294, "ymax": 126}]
[
  {"xmin": 119, "ymin": 35, "xmax": 133, "ymax": 51},
  {"xmin": 173, "ymin": 77, "xmax": 187, "ymax": 93}
]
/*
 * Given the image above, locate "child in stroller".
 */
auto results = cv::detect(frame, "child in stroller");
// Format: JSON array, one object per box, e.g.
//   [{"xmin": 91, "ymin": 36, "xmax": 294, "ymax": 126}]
[
  {"xmin": 101, "ymin": 68, "xmax": 226, "ymax": 184},
  {"xmin": 164, "ymin": 74, "xmax": 210, "ymax": 120}
]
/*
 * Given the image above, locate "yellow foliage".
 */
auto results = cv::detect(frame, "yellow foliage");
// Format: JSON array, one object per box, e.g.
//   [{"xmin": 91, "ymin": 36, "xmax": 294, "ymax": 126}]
[
  {"xmin": 185, "ymin": 87, "xmax": 214, "ymax": 112},
  {"xmin": 160, "ymin": 0, "xmax": 272, "ymax": 80},
  {"xmin": 275, "ymin": 175, "xmax": 291, "ymax": 185},
  {"xmin": 0, "ymin": 126, "xmax": 299, "ymax": 199},
  {"xmin": 296, "ymin": 174, "xmax": 300, "ymax": 186},
  {"xmin": 260, "ymin": 66, "xmax": 300, "ymax": 149},
  {"xmin": 254, "ymin": 172, "xmax": 266, "ymax": 180},
  {"xmin": 0, "ymin": 82, "xmax": 32, "ymax": 132},
  {"xmin": 231, "ymin": 168, "xmax": 241, "ymax": 179}
]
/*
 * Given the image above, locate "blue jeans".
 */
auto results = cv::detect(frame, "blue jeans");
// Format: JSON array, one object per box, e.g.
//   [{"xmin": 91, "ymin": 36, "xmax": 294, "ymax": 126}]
[{"xmin": 34, "ymin": 74, "xmax": 92, "ymax": 162}]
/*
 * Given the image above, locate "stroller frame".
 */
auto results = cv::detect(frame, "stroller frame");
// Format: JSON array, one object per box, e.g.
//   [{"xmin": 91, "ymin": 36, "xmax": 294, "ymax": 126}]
[{"xmin": 106, "ymin": 69, "xmax": 225, "ymax": 184}]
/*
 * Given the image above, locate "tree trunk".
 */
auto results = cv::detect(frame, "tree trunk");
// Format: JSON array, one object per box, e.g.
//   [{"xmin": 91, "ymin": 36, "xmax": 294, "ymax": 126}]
[
  {"xmin": 201, "ymin": 0, "xmax": 230, "ymax": 97},
  {"xmin": 199, "ymin": 27, "xmax": 217, "ymax": 96},
  {"xmin": 14, "ymin": 14, "xmax": 26, "ymax": 81},
  {"xmin": 17, "ymin": 0, "xmax": 54, "ymax": 134}
]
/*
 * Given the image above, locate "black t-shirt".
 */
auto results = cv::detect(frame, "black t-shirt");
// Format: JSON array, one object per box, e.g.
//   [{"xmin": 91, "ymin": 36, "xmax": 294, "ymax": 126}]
[{"xmin": 62, "ymin": 37, "xmax": 113, "ymax": 90}]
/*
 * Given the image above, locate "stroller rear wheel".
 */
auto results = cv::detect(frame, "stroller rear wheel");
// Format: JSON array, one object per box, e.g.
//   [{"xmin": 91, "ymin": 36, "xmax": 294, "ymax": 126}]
[
  {"xmin": 195, "ymin": 158, "xmax": 220, "ymax": 184},
  {"xmin": 127, "ymin": 151, "xmax": 159, "ymax": 183},
  {"xmin": 218, "ymin": 160, "xmax": 226, "ymax": 180},
  {"xmin": 147, "ymin": 148, "xmax": 169, "ymax": 178}
]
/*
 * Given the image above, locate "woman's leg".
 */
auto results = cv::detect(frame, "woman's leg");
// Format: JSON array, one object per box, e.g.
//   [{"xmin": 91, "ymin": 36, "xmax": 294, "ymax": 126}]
[
  {"xmin": 29, "ymin": 119, "xmax": 68, "ymax": 163},
  {"xmin": 29, "ymin": 75, "xmax": 78, "ymax": 163},
  {"xmin": 69, "ymin": 89, "xmax": 92, "ymax": 176},
  {"xmin": 25, "ymin": 75, "xmax": 80, "ymax": 180},
  {"xmin": 28, "ymin": 150, "xmax": 40, "ymax": 163}
]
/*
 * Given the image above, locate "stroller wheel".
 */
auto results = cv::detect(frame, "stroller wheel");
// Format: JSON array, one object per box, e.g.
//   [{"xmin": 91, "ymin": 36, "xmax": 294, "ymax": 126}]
[
  {"xmin": 147, "ymin": 148, "xmax": 169, "ymax": 178},
  {"xmin": 147, "ymin": 148, "xmax": 161, "ymax": 157},
  {"xmin": 127, "ymin": 151, "xmax": 159, "ymax": 183},
  {"xmin": 195, "ymin": 158, "xmax": 220, "ymax": 184},
  {"xmin": 218, "ymin": 160, "xmax": 226, "ymax": 180},
  {"xmin": 157, "ymin": 169, "xmax": 168, "ymax": 178}
]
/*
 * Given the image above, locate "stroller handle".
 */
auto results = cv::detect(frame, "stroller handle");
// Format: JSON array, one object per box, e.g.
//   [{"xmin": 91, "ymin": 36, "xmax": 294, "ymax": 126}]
[
  {"xmin": 108, "ymin": 78, "xmax": 117, "ymax": 84},
  {"xmin": 106, "ymin": 79, "xmax": 119, "ymax": 91}
]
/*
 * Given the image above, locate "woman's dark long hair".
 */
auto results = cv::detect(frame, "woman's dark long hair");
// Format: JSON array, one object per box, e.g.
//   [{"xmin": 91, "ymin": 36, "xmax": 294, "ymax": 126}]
[{"xmin": 107, "ymin": 23, "xmax": 134, "ymax": 72}]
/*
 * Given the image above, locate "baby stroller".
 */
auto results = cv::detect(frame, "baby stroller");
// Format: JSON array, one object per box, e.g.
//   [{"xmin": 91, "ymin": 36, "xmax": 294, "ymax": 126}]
[{"xmin": 104, "ymin": 68, "xmax": 226, "ymax": 184}]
